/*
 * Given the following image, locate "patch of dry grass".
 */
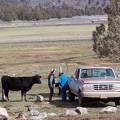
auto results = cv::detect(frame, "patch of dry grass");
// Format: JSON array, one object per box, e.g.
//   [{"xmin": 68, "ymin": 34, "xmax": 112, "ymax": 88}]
[
  {"xmin": 0, "ymin": 41, "xmax": 120, "ymax": 117},
  {"xmin": 0, "ymin": 24, "xmax": 119, "ymax": 119},
  {"xmin": 0, "ymin": 24, "xmax": 97, "ymax": 43}
]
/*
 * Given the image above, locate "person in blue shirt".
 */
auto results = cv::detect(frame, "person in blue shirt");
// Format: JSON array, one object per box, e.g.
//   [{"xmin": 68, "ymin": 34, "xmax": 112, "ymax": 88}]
[
  {"xmin": 58, "ymin": 72, "xmax": 68, "ymax": 102},
  {"xmin": 48, "ymin": 69, "xmax": 55, "ymax": 101}
]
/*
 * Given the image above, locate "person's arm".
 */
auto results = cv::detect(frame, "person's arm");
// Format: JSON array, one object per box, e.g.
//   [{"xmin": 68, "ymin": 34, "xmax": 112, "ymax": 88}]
[
  {"xmin": 50, "ymin": 75, "xmax": 54, "ymax": 88},
  {"xmin": 53, "ymin": 75, "xmax": 55, "ymax": 84}
]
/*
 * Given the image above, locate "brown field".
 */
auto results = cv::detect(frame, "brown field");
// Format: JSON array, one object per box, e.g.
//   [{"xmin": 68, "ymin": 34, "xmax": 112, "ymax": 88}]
[{"xmin": 0, "ymin": 24, "xmax": 120, "ymax": 119}]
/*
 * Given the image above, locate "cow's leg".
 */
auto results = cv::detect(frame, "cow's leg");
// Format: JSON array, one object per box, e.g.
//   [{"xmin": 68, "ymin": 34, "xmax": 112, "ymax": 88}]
[
  {"xmin": 21, "ymin": 91, "xmax": 27, "ymax": 102},
  {"xmin": 23, "ymin": 93, "xmax": 27, "ymax": 102},
  {"xmin": 21, "ymin": 91, "xmax": 24, "ymax": 101},
  {"xmin": 4, "ymin": 90, "xmax": 9, "ymax": 101}
]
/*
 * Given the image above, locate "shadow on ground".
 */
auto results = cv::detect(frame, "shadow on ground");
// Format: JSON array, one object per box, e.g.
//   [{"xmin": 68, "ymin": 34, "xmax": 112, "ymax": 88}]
[
  {"xmin": 28, "ymin": 92, "xmax": 115, "ymax": 108},
  {"xmin": 49, "ymin": 99, "xmax": 111, "ymax": 108},
  {"xmin": 2, "ymin": 92, "xmax": 115, "ymax": 109}
]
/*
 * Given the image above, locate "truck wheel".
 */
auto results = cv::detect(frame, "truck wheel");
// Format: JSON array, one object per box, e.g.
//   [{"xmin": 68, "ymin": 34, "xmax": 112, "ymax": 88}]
[
  {"xmin": 68, "ymin": 90, "xmax": 75, "ymax": 102},
  {"xmin": 115, "ymin": 99, "xmax": 120, "ymax": 106},
  {"xmin": 78, "ymin": 90, "xmax": 83, "ymax": 106}
]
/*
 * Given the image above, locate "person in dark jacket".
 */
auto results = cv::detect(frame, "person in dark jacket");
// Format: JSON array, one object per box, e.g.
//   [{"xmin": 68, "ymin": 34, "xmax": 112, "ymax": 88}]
[
  {"xmin": 48, "ymin": 69, "xmax": 55, "ymax": 101},
  {"xmin": 58, "ymin": 72, "xmax": 68, "ymax": 102}
]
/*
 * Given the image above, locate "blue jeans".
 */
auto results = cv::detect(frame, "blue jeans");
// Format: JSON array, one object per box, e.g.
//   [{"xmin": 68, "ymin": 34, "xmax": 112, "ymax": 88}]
[{"xmin": 61, "ymin": 85, "xmax": 68, "ymax": 102}]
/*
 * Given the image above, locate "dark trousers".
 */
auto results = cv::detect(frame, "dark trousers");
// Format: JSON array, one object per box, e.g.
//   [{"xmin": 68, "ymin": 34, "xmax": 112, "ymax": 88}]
[
  {"xmin": 61, "ymin": 86, "xmax": 67, "ymax": 102},
  {"xmin": 49, "ymin": 85, "xmax": 54, "ymax": 101},
  {"xmin": 58, "ymin": 86, "xmax": 61, "ymax": 96}
]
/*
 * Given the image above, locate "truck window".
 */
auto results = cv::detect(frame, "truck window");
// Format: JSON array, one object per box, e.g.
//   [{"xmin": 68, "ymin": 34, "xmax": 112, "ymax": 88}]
[{"xmin": 80, "ymin": 68, "xmax": 115, "ymax": 78}]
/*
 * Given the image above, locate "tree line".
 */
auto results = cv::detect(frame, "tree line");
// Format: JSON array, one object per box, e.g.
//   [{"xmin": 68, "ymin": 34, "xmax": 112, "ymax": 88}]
[{"xmin": 0, "ymin": 2, "xmax": 105, "ymax": 21}]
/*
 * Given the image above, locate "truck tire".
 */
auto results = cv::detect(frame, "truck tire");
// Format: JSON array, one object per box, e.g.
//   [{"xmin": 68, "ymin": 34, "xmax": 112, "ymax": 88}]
[
  {"xmin": 78, "ymin": 90, "xmax": 83, "ymax": 106},
  {"xmin": 115, "ymin": 99, "xmax": 120, "ymax": 106}
]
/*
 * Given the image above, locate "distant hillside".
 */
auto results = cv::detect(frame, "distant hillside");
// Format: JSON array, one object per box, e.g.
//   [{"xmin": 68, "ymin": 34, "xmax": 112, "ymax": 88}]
[
  {"xmin": 0, "ymin": 0, "xmax": 110, "ymax": 9},
  {"xmin": 29, "ymin": 0, "xmax": 110, "ymax": 8},
  {"xmin": 0, "ymin": 0, "xmax": 110, "ymax": 21}
]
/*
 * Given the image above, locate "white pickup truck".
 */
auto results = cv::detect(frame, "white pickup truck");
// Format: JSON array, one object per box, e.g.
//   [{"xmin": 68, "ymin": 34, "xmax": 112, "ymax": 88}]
[{"xmin": 68, "ymin": 66, "xmax": 120, "ymax": 106}]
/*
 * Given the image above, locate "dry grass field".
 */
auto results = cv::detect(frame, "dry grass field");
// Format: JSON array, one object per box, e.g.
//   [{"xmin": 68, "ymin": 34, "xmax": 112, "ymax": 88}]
[
  {"xmin": 0, "ymin": 24, "xmax": 120, "ymax": 119},
  {"xmin": 0, "ymin": 24, "xmax": 97, "ymax": 43}
]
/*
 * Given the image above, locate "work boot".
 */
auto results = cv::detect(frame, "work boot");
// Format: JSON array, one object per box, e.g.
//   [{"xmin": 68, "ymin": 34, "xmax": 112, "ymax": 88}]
[{"xmin": 49, "ymin": 95, "xmax": 52, "ymax": 102}]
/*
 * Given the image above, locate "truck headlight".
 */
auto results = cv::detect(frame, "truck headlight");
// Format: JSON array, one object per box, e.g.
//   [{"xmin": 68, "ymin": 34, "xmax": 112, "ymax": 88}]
[
  {"xmin": 83, "ymin": 84, "xmax": 93, "ymax": 90},
  {"xmin": 113, "ymin": 84, "xmax": 120, "ymax": 89}
]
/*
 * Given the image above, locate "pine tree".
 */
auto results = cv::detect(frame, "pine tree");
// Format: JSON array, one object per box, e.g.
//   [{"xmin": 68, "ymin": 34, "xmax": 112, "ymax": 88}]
[{"xmin": 92, "ymin": 0, "xmax": 120, "ymax": 61}]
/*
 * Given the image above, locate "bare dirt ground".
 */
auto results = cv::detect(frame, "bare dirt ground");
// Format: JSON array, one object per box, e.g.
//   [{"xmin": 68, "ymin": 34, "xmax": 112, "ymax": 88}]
[
  {"xmin": 0, "ymin": 23, "xmax": 120, "ymax": 119},
  {"xmin": 0, "ymin": 41, "xmax": 93, "ymax": 76},
  {"xmin": 0, "ymin": 40, "xmax": 120, "ymax": 120}
]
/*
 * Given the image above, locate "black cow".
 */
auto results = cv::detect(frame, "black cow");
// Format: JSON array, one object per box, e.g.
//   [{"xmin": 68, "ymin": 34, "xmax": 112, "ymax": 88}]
[{"xmin": 1, "ymin": 75, "xmax": 41, "ymax": 101}]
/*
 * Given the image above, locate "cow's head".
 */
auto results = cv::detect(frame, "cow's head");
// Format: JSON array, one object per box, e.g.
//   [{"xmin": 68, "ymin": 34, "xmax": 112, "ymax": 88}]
[{"xmin": 33, "ymin": 75, "xmax": 42, "ymax": 84}]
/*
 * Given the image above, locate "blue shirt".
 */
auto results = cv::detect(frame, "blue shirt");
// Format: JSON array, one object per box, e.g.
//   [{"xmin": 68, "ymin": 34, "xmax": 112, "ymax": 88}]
[{"xmin": 58, "ymin": 73, "xmax": 68, "ymax": 88}]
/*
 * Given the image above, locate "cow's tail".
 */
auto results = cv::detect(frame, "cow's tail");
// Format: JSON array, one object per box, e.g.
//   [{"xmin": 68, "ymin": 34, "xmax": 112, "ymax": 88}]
[{"xmin": 1, "ymin": 77, "xmax": 4, "ymax": 101}]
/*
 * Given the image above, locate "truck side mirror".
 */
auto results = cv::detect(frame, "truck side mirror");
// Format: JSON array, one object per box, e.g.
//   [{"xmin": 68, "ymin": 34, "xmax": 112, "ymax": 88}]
[
  {"xmin": 70, "ymin": 75, "xmax": 75, "ymax": 79},
  {"xmin": 116, "ymin": 74, "xmax": 120, "ymax": 78}
]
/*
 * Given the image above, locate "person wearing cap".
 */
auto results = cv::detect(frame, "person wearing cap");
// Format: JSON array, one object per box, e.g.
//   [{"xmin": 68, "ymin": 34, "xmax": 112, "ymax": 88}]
[
  {"xmin": 48, "ymin": 69, "xmax": 55, "ymax": 101},
  {"xmin": 58, "ymin": 72, "xmax": 68, "ymax": 103}
]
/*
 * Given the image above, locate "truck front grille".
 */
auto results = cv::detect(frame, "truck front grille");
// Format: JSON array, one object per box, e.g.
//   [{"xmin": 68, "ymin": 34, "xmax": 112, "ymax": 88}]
[{"xmin": 94, "ymin": 84, "xmax": 113, "ymax": 90}]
